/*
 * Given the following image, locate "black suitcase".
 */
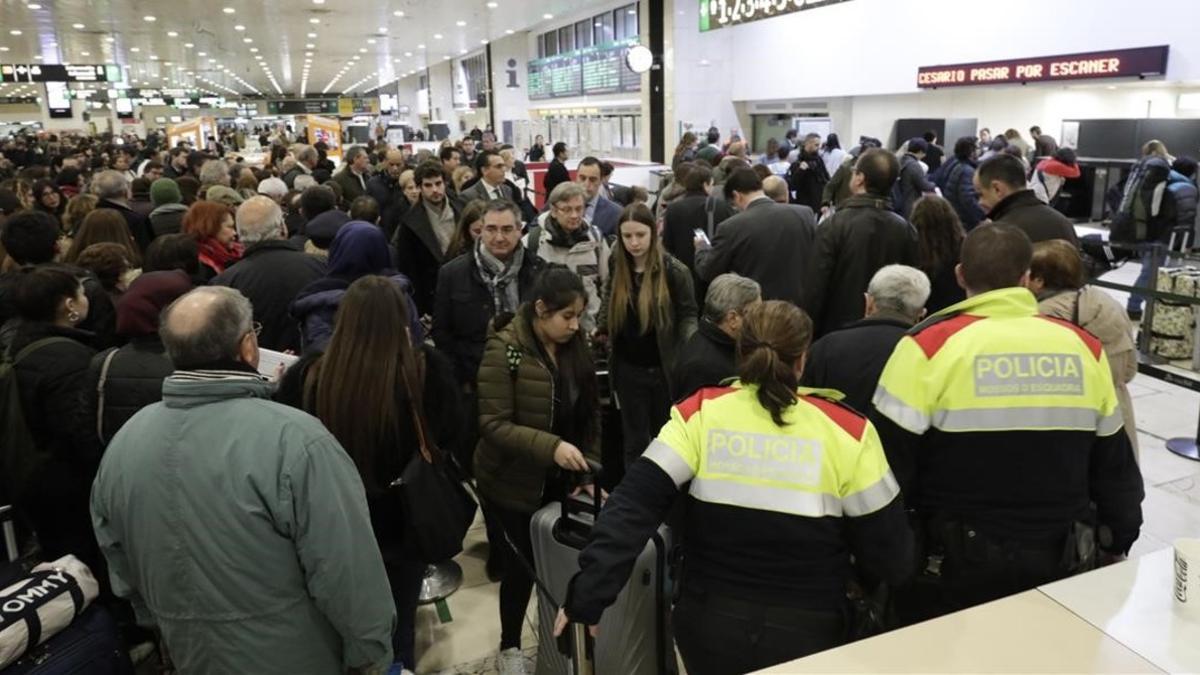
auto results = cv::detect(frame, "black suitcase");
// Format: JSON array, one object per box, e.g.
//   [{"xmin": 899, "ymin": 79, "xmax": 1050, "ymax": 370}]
[
  {"xmin": 530, "ymin": 478, "xmax": 676, "ymax": 675},
  {"xmin": 3, "ymin": 605, "xmax": 134, "ymax": 675},
  {"xmin": 1, "ymin": 505, "xmax": 134, "ymax": 675}
]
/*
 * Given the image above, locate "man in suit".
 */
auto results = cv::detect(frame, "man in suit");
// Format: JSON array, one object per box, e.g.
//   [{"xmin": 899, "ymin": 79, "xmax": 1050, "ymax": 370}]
[
  {"xmin": 575, "ymin": 156, "xmax": 622, "ymax": 237},
  {"xmin": 460, "ymin": 150, "xmax": 517, "ymax": 204},
  {"xmin": 694, "ymin": 167, "xmax": 817, "ymax": 307},
  {"xmin": 393, "ymin": 161, "xmax": 463, "ymax": 318},
  {"xmin": 543, "ymin": 142, "xmax": 570, "ymax": 202}
]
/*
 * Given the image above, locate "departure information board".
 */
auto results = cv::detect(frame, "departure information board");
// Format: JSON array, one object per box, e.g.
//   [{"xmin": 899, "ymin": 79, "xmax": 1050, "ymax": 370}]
[{"xmin": 528, "ymin": 39, "xmax": 641, "ymax": 100}]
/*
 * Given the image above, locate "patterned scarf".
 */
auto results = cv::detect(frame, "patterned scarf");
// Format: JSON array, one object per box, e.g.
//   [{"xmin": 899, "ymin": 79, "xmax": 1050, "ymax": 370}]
[{"xmin": 474, "ymin": 240, "xmax": 525, "ymax": 314}]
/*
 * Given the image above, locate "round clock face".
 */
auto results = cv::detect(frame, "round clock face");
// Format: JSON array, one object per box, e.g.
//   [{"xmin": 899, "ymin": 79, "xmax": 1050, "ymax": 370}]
[{"xmin": 626, "ymin": 45, "xmax": 653, "ymax": 74}]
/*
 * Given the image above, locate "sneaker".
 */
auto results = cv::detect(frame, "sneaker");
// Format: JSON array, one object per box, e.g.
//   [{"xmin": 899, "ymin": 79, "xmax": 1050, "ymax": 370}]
[{"xmin": 498, "ymin": 647, "xmax": 529, "ymax": 675}]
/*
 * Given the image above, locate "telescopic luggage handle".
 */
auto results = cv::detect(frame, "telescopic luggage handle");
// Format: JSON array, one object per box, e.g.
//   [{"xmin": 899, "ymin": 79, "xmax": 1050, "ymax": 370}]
[{"xmin": 561, "ymin": 460, "xmax": 603, "ymax": 521}]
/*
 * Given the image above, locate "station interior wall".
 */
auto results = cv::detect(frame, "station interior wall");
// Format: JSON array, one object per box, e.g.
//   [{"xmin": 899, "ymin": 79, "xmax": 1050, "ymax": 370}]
[{"xmin": 670, "ymin": 0, "xmax": 1200, "ymax": 156}]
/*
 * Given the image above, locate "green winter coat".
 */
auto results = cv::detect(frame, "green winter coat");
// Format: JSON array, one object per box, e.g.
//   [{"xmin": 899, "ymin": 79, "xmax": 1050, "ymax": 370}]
[
  {"xmin": 90, "ymin": 370, "xmax": 396, "ymax": 674},
  {"xmin": 473, "ymin": 311, "xmax": 601, "ymax": 513}
]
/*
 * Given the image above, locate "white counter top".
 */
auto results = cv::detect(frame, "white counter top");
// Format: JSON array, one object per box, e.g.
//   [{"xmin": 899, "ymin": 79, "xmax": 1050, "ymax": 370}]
[
  {"xmin": 1040, "ymin": 548, "xmax": 1200, "ymax": 674},
  {"xmin": 757, "ymin": 590, "xmax": 1161, "ymax": 673},
  {"xmin": 756, "ymin": 550, "xmax": 1200, "ymax": 674}
]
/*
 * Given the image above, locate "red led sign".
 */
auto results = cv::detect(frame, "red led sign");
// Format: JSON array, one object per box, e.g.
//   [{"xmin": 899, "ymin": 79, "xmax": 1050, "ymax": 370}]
[{"xmin": 917, "ymin": 46, "xmax": 1169, "ymax": 89}]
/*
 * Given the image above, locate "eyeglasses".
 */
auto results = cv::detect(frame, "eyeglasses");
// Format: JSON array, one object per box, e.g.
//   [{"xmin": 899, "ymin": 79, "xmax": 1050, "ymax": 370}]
[
  {"xmin": 554, "ymin": 203, "xmax": 585, "ymax": 216},
  {"xmin": 245, "ymin": 321, "xmax": 262, "ymax": 339}
]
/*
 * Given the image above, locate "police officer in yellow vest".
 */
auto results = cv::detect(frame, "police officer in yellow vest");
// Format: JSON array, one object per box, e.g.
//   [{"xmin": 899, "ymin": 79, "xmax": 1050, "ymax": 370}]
[
  {"xmin": 871, "ymin": 225, "xmax": 1144, "ymax": 624},
  {"xmin": 555, "ymin": 301, "xmax": 914, "ymax": 675}
]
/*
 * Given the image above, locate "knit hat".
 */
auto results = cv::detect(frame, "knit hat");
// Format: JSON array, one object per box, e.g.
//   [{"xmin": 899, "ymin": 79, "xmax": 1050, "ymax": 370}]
[
  {"xmin": 150, "ymin": 178, "xmax": 182, "ymax": 207},
  {"xmin": 205, "ymin": 185, "xmax": 244, "ymax": 208},
  {"xmin": 116, "ymin": 269, "xmax": 193, "ymax": 337}
]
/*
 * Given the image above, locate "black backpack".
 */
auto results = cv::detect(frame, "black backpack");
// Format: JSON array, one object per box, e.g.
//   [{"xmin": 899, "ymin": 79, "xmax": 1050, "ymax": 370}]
[
  {"xmin": 0, "ymin": 338, "xmax": 72, "ymax": 503},
  {"xmin": 1111, "ymin": 158, "xmax": 1171, "ymax": 243}
]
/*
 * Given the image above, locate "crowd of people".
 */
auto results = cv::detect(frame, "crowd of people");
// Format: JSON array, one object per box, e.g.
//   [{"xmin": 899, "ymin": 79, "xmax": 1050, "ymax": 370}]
[{"xmin": 0, "ymin": 121, "xmax": 1155, "ymax": 674}]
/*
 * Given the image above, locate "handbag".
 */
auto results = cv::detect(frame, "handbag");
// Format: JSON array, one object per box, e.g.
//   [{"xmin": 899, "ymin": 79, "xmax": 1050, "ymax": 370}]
[{"xmin": 392, "ymin": 387, "xmax": 477, "ymax": 564}]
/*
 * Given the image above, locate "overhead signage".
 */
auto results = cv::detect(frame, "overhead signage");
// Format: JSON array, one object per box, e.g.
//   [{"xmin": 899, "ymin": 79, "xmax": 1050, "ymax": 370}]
[
  {"xmin": 699, "ymin": 0, "xmax": 853, "ymax": 32},
  {"xmin": 528, "ymin": 38, "xmax": 641, "ymax": 100},
  {"xmin": 0, "ymin": 63, "xmax": 118, "ymax": 83},
  {"xmin": 917, "ymin": 46, "xmax": 1169, "ymax": 89},
  {"xmin": 267, "ymin": 99, "xmax": 338, "ymax": 115},
  {"xmin": 337, "ymin": 97, "xmax": 379, "ymax": 116}
]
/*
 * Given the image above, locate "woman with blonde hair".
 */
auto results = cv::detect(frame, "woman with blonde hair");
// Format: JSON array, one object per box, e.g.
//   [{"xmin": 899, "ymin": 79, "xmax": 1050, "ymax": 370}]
[{"xmin": 599, "ymin": 203, "xmax": 698, "ymax": 467}]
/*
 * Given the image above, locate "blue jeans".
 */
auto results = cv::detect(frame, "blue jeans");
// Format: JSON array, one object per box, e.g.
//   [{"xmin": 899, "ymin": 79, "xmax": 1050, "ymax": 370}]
[{"xmin": 1128, "ymin": 248, "xmax": 1166, "ymax": 312}]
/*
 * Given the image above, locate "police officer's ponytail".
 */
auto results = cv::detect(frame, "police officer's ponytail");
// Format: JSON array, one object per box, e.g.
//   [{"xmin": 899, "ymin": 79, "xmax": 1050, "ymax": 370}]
[{"xmin": 737, "ymin": 301, "xmax": 813, "ymax": 426}]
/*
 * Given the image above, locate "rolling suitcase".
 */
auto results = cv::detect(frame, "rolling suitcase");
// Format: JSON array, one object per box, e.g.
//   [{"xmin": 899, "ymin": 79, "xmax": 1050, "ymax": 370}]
[{"xmin": 530, "ymin": 478, "xmax": 676, "ymax": 675}]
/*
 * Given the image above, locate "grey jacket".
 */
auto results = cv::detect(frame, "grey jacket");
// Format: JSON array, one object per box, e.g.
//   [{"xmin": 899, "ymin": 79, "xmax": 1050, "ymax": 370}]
[
  {"xmin": 694, "ymin": 196, "xmax": 816, "ymax": 306},
  {"xmin": 91, "ymin": 369, "xmax": 396, "ymax": 674}
]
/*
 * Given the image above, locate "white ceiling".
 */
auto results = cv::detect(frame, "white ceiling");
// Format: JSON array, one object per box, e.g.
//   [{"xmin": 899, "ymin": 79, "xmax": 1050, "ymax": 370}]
[{"xmin": 0, "ymin": 0, "xmax": 596, "ymax": 98}]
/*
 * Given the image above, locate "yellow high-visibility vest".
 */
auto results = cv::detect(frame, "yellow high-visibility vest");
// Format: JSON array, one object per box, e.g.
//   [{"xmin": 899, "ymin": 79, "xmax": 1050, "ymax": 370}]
[{"xmin": 645, "ymin": 382, "xmax": 900, "ymax": 519}]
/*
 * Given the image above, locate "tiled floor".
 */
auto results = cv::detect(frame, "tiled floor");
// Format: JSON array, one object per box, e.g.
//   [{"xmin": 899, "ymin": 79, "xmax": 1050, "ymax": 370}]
[{"xmin": 415, "ymin": 257, "xmax": 1200, "ymax": 674}]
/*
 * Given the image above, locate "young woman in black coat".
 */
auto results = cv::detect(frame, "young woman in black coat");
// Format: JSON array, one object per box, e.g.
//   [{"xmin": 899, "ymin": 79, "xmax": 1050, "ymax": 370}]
[{"xmin": 8, "ymin": 265, "xmax": 98, "ymax": 566}]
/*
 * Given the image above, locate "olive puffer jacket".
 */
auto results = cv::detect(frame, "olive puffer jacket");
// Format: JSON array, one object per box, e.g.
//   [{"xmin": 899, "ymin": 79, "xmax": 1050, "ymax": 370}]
[{"xmin": 473, "ymin": 310, "xmax": 600, "ymax": 513}]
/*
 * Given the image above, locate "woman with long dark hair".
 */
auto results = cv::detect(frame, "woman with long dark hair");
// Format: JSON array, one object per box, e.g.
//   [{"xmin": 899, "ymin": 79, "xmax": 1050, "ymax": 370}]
[
  {"xmin": 446, "ymin": 198, "xmax": 488, "ymax": 260},
  {"xmin": 599, "ymin": 203, "xmax": 697, "ymax": 468},
  {"xmin": 277, "ymin": 275, "xmax": 462, "ymax": 674},
  {"xmin": 911, "ymin": 195, "xmax": 966, "ymax": 313},
  {"xmin": 474, "ymin": 267, "xmax": 600, "ymax": 675}
]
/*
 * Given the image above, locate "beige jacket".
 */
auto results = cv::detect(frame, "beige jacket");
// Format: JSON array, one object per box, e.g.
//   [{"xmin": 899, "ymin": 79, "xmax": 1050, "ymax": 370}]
[{"xmin": 1038, "ymin": 287, "xmax": 1139, "ymax": 457}]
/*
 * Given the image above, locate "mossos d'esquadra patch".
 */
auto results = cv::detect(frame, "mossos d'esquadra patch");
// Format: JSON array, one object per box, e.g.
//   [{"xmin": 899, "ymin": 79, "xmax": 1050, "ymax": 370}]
[{"xmin": 973, "ymin": 353, "xmax": 1084, "ymax": 397}]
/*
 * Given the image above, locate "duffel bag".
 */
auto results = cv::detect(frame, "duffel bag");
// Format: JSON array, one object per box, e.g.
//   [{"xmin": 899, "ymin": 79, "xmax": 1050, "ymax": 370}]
[{"xmin": 0, "ymin": 555, "xmax": 98, "ymax": 669}]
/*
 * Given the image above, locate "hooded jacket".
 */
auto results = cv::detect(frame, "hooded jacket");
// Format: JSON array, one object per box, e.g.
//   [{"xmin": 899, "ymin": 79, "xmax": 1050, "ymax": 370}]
[
  {"xmin": 473, "ymin": 311, "xmax": 601, "ymax": 513},
  {"xmin": 91, "ymin": 369, "xmax": 396, "ymax": 673},
  {"xmin": 524, "ymin": 212, "xmax": 611, "ymax": 334},
  {"xmin": 148, "ymin": 203, "xmax": 189, "ymax": 239},
  {"xmin": 292, "ymin": 221, "xmax": 421, "ymax": 352},
  {"xmin": 934, "ymin": 157, "xmax": 986, "ymax": 230}
]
